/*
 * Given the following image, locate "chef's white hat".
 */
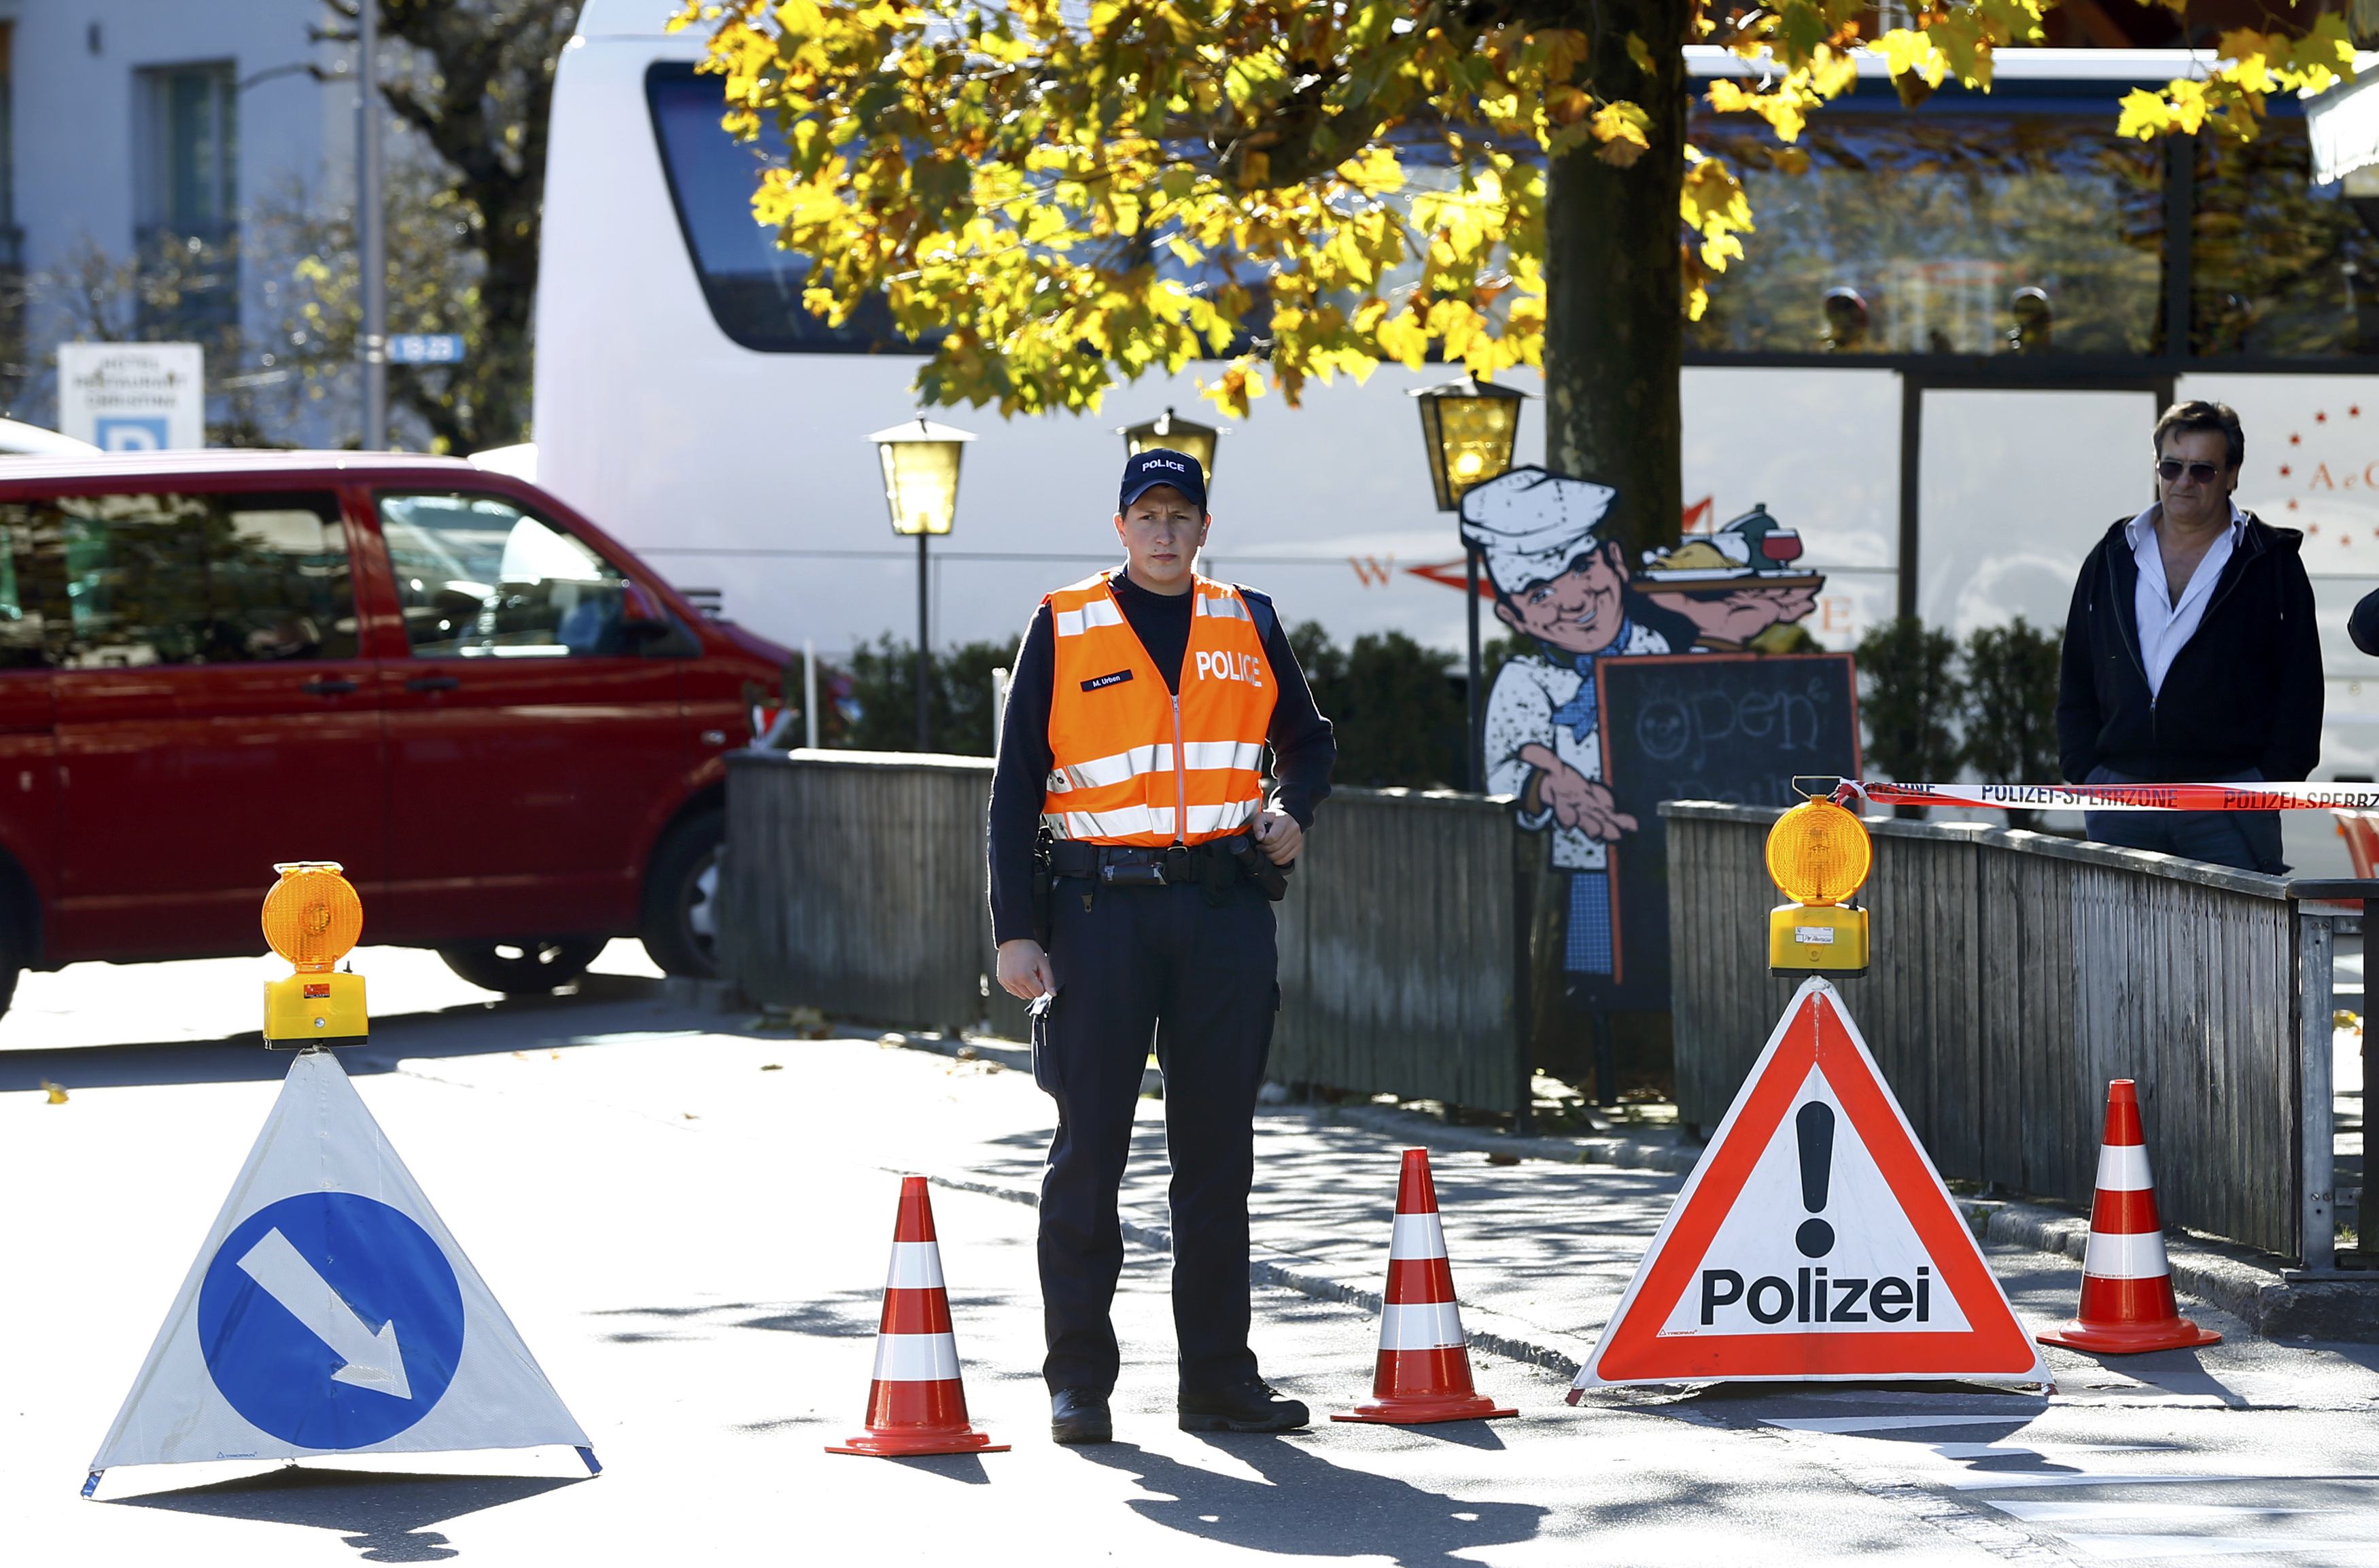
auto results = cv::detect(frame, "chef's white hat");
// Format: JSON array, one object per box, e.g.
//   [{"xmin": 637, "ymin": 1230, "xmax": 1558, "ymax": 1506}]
[{"xmin": 1457, "ymin": 466, "xmax": 1620, "ymax": 595}]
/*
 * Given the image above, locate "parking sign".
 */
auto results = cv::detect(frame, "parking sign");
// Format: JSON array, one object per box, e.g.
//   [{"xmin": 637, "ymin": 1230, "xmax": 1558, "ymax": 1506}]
[{"xmin": 58, "ymin": 343, "xmax": 205, "ymax": 449}]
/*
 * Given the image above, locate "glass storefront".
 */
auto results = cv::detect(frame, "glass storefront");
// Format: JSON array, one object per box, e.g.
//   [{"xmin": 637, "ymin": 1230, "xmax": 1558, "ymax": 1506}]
[
  {"xmin": 2193, "ymin": 120, "xmax": 2379, "ymax": 358},
  {"xmin": 1688, "ymin": 111, "xmax": 2165, "ymax": 358}
]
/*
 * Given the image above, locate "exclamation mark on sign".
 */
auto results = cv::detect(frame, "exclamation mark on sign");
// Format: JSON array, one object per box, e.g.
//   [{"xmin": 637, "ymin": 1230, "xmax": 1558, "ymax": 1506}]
[{"xmin": 1795, "ymin": 1100, "xmax": 1836, "ymax": 1258}]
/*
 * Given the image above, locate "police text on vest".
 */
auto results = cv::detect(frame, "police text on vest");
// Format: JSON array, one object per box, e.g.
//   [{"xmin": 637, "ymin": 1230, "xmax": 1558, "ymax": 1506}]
[{"xmin": 1196, "ymin": 652, "xmax": 1264, "ymax": 688}]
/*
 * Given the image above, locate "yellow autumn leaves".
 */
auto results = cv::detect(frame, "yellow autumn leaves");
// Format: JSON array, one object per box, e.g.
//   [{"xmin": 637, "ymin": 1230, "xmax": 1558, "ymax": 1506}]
[{"xmin": 675, "ymin": 0, "xmax": 2348, "ymax": 421}]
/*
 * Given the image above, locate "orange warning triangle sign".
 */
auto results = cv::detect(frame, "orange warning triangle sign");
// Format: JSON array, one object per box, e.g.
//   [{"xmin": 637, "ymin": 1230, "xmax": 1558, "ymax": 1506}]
[{"xmin": 1573, "ymin": 979, "xmax": 2047, "ymax": 1389}]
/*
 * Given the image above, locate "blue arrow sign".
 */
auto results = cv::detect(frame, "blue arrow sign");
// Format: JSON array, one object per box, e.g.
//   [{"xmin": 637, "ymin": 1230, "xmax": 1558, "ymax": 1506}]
[
  {"xmin": 387, "ymin": 333, "xmax": 466, "ymax": 365},
  {"xmin": 196, "ymin": 1192, "xmax": 465, "ymax": 1448}
]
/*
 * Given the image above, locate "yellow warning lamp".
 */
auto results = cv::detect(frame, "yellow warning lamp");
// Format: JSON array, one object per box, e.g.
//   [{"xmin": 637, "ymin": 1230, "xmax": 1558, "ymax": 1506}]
[
  {"xmin": 260, "ymin": 862, "xmax": 368, "ymax": 1047},
  {"xmin": 1765, "ymin": 797, "xmax": 1872, "ymax": 978}
]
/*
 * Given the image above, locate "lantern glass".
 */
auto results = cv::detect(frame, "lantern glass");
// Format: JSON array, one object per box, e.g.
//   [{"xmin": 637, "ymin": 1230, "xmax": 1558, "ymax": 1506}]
[
  {"xmin": 1121, "ymin": 406, "xmax": 1222, "ymax": 492},
  {"xmin": 1411, "ymin": 377, "xmax": 1527, "ymax": 511},
  {"xmin": 869, "ymin": 417, "xmax": 976, "ymax": 536}
]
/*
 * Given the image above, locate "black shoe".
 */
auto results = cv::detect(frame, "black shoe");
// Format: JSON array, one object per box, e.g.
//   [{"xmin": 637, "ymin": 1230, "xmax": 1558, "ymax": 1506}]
[
  {"xmin": 1051, "ymin": 1387, "xmax": 1113, "ymax": 1445},
  {"xmin": 1178, "ymin": 1379, "xmax": 1310, "ymax": 1433}
]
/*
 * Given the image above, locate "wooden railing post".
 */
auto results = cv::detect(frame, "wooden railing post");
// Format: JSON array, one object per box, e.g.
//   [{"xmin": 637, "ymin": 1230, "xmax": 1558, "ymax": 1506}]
[{"xmin": 2297, "ymin": 906, "xmax": 2339, "ymax": 1274}]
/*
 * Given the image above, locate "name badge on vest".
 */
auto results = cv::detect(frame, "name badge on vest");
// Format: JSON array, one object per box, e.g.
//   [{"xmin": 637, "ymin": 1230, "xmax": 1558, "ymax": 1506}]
[{"xmin": 1081, "ymin": 669, "xmax": 1133, "ymax": 693}]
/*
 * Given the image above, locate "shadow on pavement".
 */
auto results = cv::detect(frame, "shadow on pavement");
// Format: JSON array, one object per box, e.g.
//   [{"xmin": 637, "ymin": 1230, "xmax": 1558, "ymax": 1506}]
[
  {"xmin": 1376, "ymin": 1418, "xmax": 1510, "ymax": 1450},
  {"xmin": 110, "ymin": 1466, "xmax": 583, "ymax": 1563},
  {"xmin": 1675, "ymin": 1382, "xmax": 2051, "ymax": 1426},
  {"xmin": 0, "ymin": 976, "xmax": 717, "ymax": 1096},
  {"xmin": 583, "ymin": 1289, "xmax": 888, "ymax": 1344},
  {"xmin": 1073, "ymin": 1435, "xmax": 1544, "ymax": 1565},
  {"xmin": 848, "ymin": 1452, "xmax": 995, "ymax": 1485}
]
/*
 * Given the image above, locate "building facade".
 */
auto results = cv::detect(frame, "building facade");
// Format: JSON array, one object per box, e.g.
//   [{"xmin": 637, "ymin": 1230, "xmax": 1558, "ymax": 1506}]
[{"xmin": 1, "ymin": 0, "xmax": 357, "ymax": 441}]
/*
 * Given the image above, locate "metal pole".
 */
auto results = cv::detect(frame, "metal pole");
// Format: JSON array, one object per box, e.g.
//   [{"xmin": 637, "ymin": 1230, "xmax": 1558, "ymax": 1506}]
[
  {"xmin": 803, "ymin": 638, "xmax": 819, "ymax": 750},
  {"xmin": 915, "ymin": 532, "xmax": 931, "ymax": 752},
  {"xmin": 358, "ymin": 0, "xmax": 387, "ymax": 449},
  {"xmin": 1465, "ymin": 544, "xmax": 1484, "ymax": 792}
]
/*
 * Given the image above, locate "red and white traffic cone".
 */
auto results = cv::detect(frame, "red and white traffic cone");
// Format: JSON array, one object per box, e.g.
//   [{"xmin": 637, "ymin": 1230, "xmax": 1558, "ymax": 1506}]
[
  {"xmin": 1334, "ymin": 1148, "xmax": 1518, "ymax": 1425},
  {"xmin": 2036, "ymin": 1081, "xmax": 2221, "ymax": 1355},
  {"xmin": 827, "ymin": 1175, "xmax": 1010, "ymax": 1457}
]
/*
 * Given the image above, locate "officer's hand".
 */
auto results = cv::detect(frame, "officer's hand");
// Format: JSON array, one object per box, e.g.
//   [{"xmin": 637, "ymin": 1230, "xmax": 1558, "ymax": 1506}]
[
  {"xmin": 1253, "ymin": 809, "xmax": 1302, "ymax": 865},
  {"xmin": 1537, "ymin": 762, "xmax": 1638, "ymax": 842},
  {"xmin": 996, "ymin": 938, "xmax": 1056, "ymax": 1000}
]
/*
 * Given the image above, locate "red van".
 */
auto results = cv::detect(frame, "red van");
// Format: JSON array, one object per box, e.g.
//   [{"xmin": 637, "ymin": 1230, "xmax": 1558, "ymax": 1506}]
[{"xmin": 0, "ymin": 451, "xmax": 788, "ymax": 1009}]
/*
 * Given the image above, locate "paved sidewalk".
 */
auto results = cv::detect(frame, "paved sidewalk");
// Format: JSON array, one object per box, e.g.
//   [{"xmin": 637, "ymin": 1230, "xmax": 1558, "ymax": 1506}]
[{"xmin": 873, "ymin": 1028, "xmax": 2379, "ymax": 1408}]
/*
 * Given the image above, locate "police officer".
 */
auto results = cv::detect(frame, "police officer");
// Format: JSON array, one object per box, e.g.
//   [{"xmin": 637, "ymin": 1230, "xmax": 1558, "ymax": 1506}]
[{"xmin": 988, "ymin": 447, "xmax": 1335, "ymax": 1445}]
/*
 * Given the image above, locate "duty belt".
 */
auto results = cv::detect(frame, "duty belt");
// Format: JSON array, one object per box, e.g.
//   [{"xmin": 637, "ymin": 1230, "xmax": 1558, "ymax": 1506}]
[
  {"xmin": 1043, "ymin": 835, "xmax": 1254, "ymax": 887},
  {"xmin": 1039, "ymin": 833, "xmax": 1291, "ymax": 905}
]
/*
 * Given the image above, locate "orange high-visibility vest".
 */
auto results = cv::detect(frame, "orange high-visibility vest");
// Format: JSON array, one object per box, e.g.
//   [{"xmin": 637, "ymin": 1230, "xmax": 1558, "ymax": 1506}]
[{"xmin": 1041, "ymin": 573, "xmax": 1276, "ymax": 846}]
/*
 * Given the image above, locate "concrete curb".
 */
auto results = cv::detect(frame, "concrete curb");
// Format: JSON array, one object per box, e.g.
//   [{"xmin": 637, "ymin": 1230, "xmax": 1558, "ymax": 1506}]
[
  {"xmin": 1958, "ymin": 1195, "xmax": 2379, "ymax": 1342},
  {"xmin": 1300, "ymin": 1100, "xmax": 1702, "ymax": 1175}
]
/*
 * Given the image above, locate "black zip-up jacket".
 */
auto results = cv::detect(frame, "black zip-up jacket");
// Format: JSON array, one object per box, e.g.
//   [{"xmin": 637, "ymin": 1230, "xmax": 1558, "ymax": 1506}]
[{"xmin": 2055, "ymin": 512, "xmax": 2323, "ymax": 784}]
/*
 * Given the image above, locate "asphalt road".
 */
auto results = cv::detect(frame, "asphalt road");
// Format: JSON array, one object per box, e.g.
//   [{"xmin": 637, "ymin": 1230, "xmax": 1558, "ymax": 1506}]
[{"xmin": 4, "ymin": 947, "xmax": 2377, "ymax": 1567}]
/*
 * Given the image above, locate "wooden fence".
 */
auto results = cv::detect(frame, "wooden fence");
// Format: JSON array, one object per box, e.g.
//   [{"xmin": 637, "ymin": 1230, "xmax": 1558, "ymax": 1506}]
[
  {"xmin": 720, "ymin": 750, "xmax": 1025, "ymax": 1038},
  {"xmin": 1667, "ymin": 801, "xmax": 2346, "ymax": 1266},
  {"xmin": 1272, "ymin": 788, "xmax": 1529, "ymax": 1115},
  {"xmin": 720, "ymin": 751, "xmax": 1530, "ymax": 1115}
]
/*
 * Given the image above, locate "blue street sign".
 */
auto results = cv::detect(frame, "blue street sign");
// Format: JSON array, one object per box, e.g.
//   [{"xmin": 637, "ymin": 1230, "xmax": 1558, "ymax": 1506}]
[
  {"xmin": 386, "ymin": 334, "xmax": 466, "ymax": 365},
  {"xmin": 196, "ymin": 1192, "xmax": 465, "ymax": 1448}
]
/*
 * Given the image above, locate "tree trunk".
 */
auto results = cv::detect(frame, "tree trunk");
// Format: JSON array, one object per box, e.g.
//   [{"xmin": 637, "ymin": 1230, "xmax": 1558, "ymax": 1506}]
[
  {"xmin": 1540, "ymin": 0, "xmax": 1690, "ymax": 566},
  {"xmin": 1533, "ymin": 1, "xmax": 1692, "ymax": 1092},
  {"xmin": 378, "ymin": 0, "xmax": 574, "ymax": 451}
]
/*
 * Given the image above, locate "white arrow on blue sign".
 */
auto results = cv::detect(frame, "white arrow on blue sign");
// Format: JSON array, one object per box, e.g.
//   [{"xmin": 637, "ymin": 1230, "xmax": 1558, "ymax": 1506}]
[
  {"xmin": 85, "ymin": 1051, "xmax": 593, "ymax": 1493},
  {"xmin": 387, "ymin": 333, "xmax": 466, "ymax": 365}
]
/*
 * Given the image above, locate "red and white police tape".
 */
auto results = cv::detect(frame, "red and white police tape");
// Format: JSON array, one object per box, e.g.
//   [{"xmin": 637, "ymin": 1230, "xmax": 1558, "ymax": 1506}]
[{"xmin": 1816, "ymin": 778, "xmax": 2379, "ymax": 813}]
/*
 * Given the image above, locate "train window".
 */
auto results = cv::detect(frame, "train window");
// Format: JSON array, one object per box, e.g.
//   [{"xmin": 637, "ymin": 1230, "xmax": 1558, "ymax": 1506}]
[
  {"xmin": 2193, "ymin": 120, "xmax": 2379, "ymax": 357},
  {"xmin": 644, "ymin": 63, "xmax": 919, "ymax": 354},
  {"xmin": 1687, "ymin": 112, "xmax": 2162, "ymax": 357}
]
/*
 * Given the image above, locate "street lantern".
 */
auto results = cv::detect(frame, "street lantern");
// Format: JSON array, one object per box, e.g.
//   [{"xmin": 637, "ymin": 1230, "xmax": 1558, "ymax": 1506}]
[
  {"xmin": 869, "ymin": 417, "xmax": 978, "ymax": 750},
  {"xmin": 1410, "ymin": 374, "xmax": 1528, "ymax": 512},
  {"xmin": 1119, "ymin": 407, "xmax": 1224, "ymax": 491},
  {"xmin": 871, "ymin": 417, "xmax": 975, "ymax": 537},
  {"xmin": 1412, "ymin": 374, "xmax": 1529, "ymax": 792}
]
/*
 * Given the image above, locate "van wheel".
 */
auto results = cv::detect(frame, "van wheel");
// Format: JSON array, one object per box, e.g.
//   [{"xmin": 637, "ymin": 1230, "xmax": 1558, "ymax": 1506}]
[
  {"xmin": 438, "ymin": 938, "xmax": 604, "ymax": 994},
  {"xmin": 641, "ymin": 809, "xmax": 723, "ymax": 979}
]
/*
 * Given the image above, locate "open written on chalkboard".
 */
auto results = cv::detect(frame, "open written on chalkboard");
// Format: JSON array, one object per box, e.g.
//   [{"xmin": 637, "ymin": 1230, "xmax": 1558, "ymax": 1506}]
[{"xmin": 1588, "ymin": 653, "xmax": 1861, "ymax": 1011}]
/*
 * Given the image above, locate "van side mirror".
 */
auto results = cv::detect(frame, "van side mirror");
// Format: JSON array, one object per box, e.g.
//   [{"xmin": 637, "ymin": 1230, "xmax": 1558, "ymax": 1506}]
[{"xmin": 620, "ymin": 581, "xmax": 669, "ymax": 637}]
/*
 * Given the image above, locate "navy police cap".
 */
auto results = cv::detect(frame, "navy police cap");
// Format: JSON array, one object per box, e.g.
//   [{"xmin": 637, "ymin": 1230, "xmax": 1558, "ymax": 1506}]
[{"xmin": 1119, "ymin": 448, "xmax": 1207, "ymax": 515}]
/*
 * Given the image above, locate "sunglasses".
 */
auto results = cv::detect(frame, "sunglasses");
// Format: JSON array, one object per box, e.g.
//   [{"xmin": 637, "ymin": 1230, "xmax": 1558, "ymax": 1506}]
[{"xmin": 2156, "ymin": 458, "xmax": 2225, "ymax": 483}]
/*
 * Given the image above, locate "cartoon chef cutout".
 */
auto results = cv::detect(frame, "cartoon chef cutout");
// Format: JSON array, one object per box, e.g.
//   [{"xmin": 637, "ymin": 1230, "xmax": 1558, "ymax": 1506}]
[{"xmin": 1461, "ymin": 467, "xmax": 1820, "ymax": 981}]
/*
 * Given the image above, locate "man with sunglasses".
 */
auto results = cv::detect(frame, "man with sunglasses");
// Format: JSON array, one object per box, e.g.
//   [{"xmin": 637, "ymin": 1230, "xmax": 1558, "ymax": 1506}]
[{"xmin": 2056, "ymin": 400, "xmax": 2322, "ymax": 873}]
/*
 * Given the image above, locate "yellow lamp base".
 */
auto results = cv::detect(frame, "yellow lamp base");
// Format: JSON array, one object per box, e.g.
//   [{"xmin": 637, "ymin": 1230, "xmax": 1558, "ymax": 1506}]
[
  {"xmin": 1768, "ymin": 902, "xmax": 1869, "ymax": 978},
  {"xmin": 264, "ymin": 971, "xmax": 369, "ymax": 1047}
]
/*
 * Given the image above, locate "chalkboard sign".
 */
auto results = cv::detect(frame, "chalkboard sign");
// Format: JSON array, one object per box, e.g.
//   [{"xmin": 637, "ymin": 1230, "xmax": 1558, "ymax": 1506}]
[{"xmin": 1586, "ymin": 653, "xmax": 1861, "ymax": 1011}]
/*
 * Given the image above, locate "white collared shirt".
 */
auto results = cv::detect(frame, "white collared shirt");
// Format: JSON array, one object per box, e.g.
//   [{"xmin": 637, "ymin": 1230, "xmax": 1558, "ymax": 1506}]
[{"xmin": 2128, "ymin": 500, "xmax": 2246, "ymax": 699}]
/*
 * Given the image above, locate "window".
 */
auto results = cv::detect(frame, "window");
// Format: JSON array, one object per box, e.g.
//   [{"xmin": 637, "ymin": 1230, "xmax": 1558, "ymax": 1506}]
[
  {"xmin": 1686, "ymin": 111, "xmax": 2164, "ymax": 357},
  {"xmin": 0, "ymin": 22, "xmax": 17, "ymax": 248},
  {"xmin": 0, "ymin": 23, "xmax": 20, "ymax": 407},
  {"xmin": 379, "ymin": 493, "xmax": 648, "ymax": 659},
  {"xmin": 134, "ymin": 62, "xmax": 238, "ymax": 341},
  {"xmin": 644, "ymin": 63, "xmax": 916, "ymax": 353},
  {"xmin": 2193, "ymin": 118, "xmax": 2379, "ymax": 357},
  {"xmin": 0, "ymin": 491, "xmax": 353, "ymax": 667},
  {"xmin": 0, "ymin": 518, "xmax": 47, "ymax": 672}
]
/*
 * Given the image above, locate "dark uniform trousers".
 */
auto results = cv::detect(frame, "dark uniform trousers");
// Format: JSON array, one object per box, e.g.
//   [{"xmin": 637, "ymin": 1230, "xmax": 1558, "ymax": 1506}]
[{"xmin": 1033, "ymin": 873, "xmax": 1278, "ymax": 1395}]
